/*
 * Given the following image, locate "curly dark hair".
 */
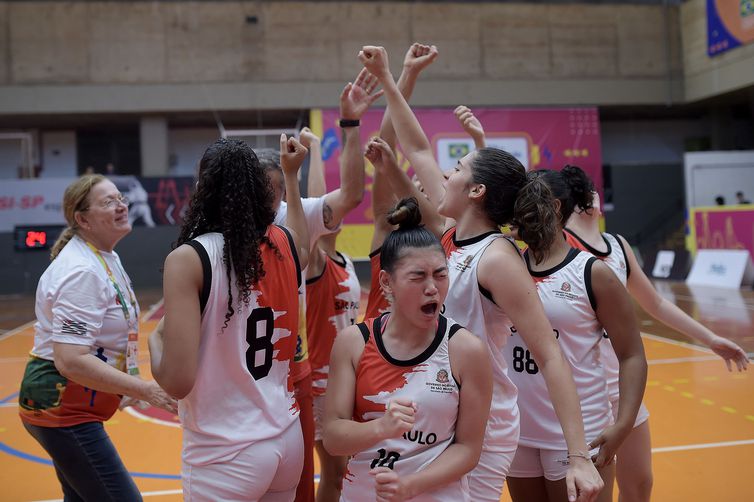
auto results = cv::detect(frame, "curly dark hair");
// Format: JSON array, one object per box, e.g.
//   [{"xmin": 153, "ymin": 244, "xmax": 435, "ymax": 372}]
[{"xmin": 176, "ymin": 138, "xmax": 278, "ymax": 328}]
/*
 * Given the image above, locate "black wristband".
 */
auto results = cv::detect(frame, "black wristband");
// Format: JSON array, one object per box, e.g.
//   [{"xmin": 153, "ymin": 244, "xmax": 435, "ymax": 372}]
[{"xmin": 339, "ymin": 119, "xmax": 360, "ymax": 128}]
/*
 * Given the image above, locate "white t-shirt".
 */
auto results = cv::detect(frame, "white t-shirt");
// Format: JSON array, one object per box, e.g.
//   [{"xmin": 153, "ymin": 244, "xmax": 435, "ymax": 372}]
[
  {"xmin": 274, "ymin": 197, "xmax": 338, "ymax": 249},
  {"xmin": 31, "ymin": 235, "xmax": 139, "ymax": 371}
]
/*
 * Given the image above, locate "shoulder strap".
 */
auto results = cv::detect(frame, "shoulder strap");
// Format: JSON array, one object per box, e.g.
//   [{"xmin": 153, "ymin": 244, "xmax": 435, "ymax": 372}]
[{"xmin": 185, "ymin": 240, "xmax": 211, "ymax": 316}]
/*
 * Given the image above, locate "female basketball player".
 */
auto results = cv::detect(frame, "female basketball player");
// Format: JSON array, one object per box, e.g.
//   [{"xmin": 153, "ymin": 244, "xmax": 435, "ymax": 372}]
[
  {"xmin": 563, "ymin": 165, "xmax": 749, "ymax": 502},
  {"xmin": 150, "ymin": 134, "xmax": 310, "ymax": 501},
  {"xmin": 324, "ymin": 197, "xmax": 492, "ymax": 502},
  {"xmin": 505, "ymin": 168, "xmax": 647, "ymax": 502},
  {"xmin": 358, "ymin": 44, "xmax": 603, "ymax": 502}
]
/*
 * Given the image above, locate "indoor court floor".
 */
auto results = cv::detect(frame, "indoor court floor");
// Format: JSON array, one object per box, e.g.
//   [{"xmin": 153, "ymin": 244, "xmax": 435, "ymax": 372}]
[{"xmin": 1, "ymin": 282, "xmax": 752, "ymax": 501}]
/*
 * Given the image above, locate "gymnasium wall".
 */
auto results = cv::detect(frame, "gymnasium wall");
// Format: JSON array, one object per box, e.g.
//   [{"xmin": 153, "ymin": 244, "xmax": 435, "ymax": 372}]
[
  {"xmin": 0, "ymin": 1, "xmax": 684, "ymax": 112},
  {"xmin": 0, "ymin": 226, "xmax": 179, "ymax": 295}
]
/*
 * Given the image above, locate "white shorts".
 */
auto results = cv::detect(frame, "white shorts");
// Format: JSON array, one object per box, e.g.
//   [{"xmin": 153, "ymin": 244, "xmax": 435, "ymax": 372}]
[
  {"xmin": 313, "ymin": 394, "xmax": 325, "ymax": 442},
  {"xmin": 183, "ymin": 418, "xmax": 304, "ymax": 502},
  {"xmin": 508, "ymin": 445, "xmax": 600, "ymax": 481},
  {"xmin": 611, "ymin": 397, "xmax": 650, "ymax": 428},
  {"xmin": 467, "ymin": 448, "xmax": 517, "ymax": 501}
]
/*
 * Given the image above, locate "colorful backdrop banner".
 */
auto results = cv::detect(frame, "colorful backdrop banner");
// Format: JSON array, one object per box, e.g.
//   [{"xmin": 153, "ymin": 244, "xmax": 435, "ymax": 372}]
[
  {"xmin": 687, "ymin": 205, "xmax": 754, "ymax": 259},
  {"xmin": 0, "ymin": 176, "xmax": 195, "ymax": 232},
  {"xmin": 708, "ymin": 0, "xmax": 754, "ymax": 56},
  {"xmin": 312, "ymin": 107, "xmax": 602, "ymax": 259}
]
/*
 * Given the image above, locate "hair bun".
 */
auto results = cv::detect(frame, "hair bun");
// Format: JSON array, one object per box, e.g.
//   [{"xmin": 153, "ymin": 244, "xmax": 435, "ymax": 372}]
[
  {"xmin": 387, "ymin": 197, "xmax": 422, "ymax": 230},
  {"xmin": 561, "ymin": 165, "xmax": 594, "ymax": 211}
]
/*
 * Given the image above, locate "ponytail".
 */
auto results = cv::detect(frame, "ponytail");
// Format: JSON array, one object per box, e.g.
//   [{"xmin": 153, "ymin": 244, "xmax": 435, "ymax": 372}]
[
  {"xmin": 512, "ymin": 173, "xmax": 560, "ymax": 265},
  {"xmin": 50, "ymin": 227, "xmax": 76, "ymax": 260}
]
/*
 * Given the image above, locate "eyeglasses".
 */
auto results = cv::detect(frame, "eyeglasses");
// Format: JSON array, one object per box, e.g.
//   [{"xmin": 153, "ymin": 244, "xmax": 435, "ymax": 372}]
[{"xmin": 98, "ymin": 194, "xmax": 130, "ymax": 210}]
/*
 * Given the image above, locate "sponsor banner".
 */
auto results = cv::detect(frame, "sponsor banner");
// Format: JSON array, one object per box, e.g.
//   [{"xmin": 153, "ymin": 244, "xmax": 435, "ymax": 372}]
[
  {"xmin": 688, "ymin": 205, "xmax": 754, "ymax": 259},
  {"xmin": 312, "ymin": 107, "xmax": 602, "ymax": 259},
  {"xmin": 707, "ymin": 0, "xmax": 754, "ymax": 56},
  {"xmin": 0, "ymin": 176, "xmax": 195, "ymax": 232},
  {"xmin": 686, "ymin": 249, "xmax": 754, "ymax": 289}
]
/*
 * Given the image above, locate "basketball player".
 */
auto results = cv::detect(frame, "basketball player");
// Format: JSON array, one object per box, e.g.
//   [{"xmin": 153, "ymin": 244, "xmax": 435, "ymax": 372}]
[
  {"xmin": 563, "ymin": 165, "xmax": 749, "ymax": 502},
  {"xmin": 150, "ymin": 135, "xmax": 310, "ymax": 501},
  {"xmin": 505, "ymin": 168, "xmax": 647, "ymax": 502},
  {"xmin": 358, "ymin": 44, "xmax": 603, "ymax": 502},
  {"xmin": 323, "ymin": 198, "xmax": 492, "ymax": 502}
]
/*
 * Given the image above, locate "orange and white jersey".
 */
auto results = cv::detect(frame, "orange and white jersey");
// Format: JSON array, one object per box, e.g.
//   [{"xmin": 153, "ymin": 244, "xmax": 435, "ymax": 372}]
[
  {"xmin": 364, "ymin": 248, "xmax": 391, "ymax": 320},
  {"xmin": 564, "ymin": 228, "xmax": 631, "ymax": 401},
  {"xmin": 179, "ymin": 227, "xmax": 301, "ymax": 466},
  {"xmin": 441, "ymin": 228, "xmax": 520, "ymax": 452},
  {"xmin": 306, "ymin": 251, "xmax": 361, "ymax": 396},
  {"xmin": 341, "ymin": 314, "xmax": 467, "ymax": 502},
  {"xmin": 506, "ymin": 248, "xmax": 610, "ymax": 449}
]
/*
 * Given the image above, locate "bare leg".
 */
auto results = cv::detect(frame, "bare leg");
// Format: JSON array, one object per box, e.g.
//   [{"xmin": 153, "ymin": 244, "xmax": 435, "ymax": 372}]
[
  {"xmin": 314, "ymin": 440, "xmax": 347, "ymax": 502},
  {"xmin": 615, "ymin": 420, "xmax": 653, "ymax": 502}
]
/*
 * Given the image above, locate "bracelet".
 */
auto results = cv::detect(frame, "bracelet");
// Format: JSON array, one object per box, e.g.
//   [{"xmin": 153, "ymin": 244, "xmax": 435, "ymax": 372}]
[
  {"xmin": 339, "ymin": 118, "xmax": 360, "ymax": 128},
  {"xmin": 567, "ymin": 451, "xmax": 591, "ymax": 460}
]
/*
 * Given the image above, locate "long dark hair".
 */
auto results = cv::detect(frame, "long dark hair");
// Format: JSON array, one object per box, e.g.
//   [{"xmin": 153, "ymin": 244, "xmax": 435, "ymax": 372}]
[
  {"xmin": 470, "ymin": 147, "xmax": 528, "ymax": 226},
  {"xmin": 176, "ymin": 138, "xmax": 278, "ymax": 328},
  {"xmin": 381, "ymin": 197, "xmax": 444, "ymax": 273},
  {"xmin": 513, "ymin": 165, "xmax": 594, "ymax": 264}
]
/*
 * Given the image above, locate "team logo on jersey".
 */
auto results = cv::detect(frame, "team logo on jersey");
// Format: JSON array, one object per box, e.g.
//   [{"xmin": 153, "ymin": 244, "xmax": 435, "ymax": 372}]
[
  {"xmin": 426, "ymin": 368, "xmax": 455, "ymax": 393},
  {"xmin": 553, "ymin": 281, "xmax": 579, "ymax": 301},
  {"xmin": 436, "ymin": 369, "xmax": 449, "ymax": 383},
  {"xmin": 561, "ymin": 282, "xmax": 571, "ymax": 292},
  {"xmin": 454, "ymin": 255, "xmax": 474, "ymax": 273}
]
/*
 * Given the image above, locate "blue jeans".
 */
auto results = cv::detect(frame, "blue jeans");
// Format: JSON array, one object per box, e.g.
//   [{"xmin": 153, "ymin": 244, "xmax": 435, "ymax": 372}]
[{"xmin": 23, "ymin": 421, "xmax": 142, "ymax": 501}]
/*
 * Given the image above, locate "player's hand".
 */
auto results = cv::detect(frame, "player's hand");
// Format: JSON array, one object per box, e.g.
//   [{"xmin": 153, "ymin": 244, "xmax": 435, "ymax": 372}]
[
  {"xmin": 590, "ymin": 424, "xmax": 629, "ymax": 468},
  {"xmin": 709, "ymin": 335, "xmax": 749, "ymax": 372},
  {"xmin": 565, "ymin": 455, "xmax": 603, "ymax": 502},
  {"xmin": 365, "ymin": 137, "xmax": 398, "ymax": 172},
  {"xmin": 370, "ymin": 467, "xmax": 411, "ymax": 502},
  {"xmin": 298, "ymin": 127, "xmax": 320, "ymax": 149},
  {"xmin": 403, "ymin": 43, "xmax": 438, "ymax": 74},
  {"xmin": 340, "ymin": 68, "xmax": 384, "ymax": 120},
  {"xmin": 454, "ymin": 105, "xmax": 485, "ymax": 145},
  {"xmin": 376, "ymin": 398, "xmax": 416, "ymax": 439},
  {"xmin": 279, "ymin": 134, "xmax": 308, "ymax": 176},
  {"xmin": 358, "ymin": 45, "xmax": 391, "ymax": 82}
]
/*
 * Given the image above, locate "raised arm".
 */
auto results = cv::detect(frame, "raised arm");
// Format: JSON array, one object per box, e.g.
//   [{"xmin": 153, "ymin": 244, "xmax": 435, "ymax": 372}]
[
  {"xmin": 301, "ymin": 127, "xmax": 326, "ymax": 198},
  {"xmin": 322, "ymin": 326, "xmax": 416, "ymax": 457},
  {"xmin": 281, "ymin": 134, "xmax": 310, "ymax": 270},
  {"xmin": 590, "ymin": 260, "xmax": 647, "ymax": 467},
  {"xmin": 621, "ymin": 235, "xmax": 748, "ymax": 371},
  {"xmin": 378, "ymin": 43, "xmax": 438, "ymax": 150},
  {"xmin": 321, "ymin": 69, "xmax": 383, "ymax": 230},
  {"xmin": 478, "ymin": 241, "xmax": 603, "ymax": 502},
  {"xmin": 366, "ymin": 137, "xmax": 444, "ymax": 238},
  {"xmin": 454, "ymin": 105, "xmax": 486, "ymax": 149},
  {"xmin": 372, "ymin": 329, "xmax": 492, "ymax": 500},
  {"xmin": 359, "ymin": 46, "xmax": 446, "ymax": 208}
]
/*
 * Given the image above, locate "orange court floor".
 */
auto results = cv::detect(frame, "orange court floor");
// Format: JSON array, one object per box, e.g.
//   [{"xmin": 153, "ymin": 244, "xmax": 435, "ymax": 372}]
[{"xmin": 0, "ymin": 282, "xmax": 752, "ymax": 501}]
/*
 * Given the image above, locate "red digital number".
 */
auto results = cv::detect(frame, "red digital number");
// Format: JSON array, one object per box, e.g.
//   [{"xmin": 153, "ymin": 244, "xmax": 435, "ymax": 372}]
[{"xmin": 25, "ymin": 231, "xmax": 47, "ymax": 248}]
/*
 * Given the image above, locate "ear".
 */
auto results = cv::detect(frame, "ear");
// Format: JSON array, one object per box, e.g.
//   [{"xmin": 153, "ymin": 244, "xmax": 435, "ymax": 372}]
[
  {"xmin": 73, "ymin": 210, "xmax": 89, "ymax": 230},
  {"xmin": 378, "ymin": 269, "xmax": 392, "ymax": 297},
  {"xmin": 468, "ymin": 183, "xmax": 486, "ymax": 202}
]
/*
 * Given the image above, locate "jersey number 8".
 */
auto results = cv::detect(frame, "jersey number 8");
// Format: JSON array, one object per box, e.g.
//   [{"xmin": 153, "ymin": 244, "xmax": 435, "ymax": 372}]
[
  {"xmin": 245, "ymin": 307, "xmax": 275, "ymax": 380},
  {"xmin": 512, "ymin": 346, "xmax": 539, "ymax": 375}
]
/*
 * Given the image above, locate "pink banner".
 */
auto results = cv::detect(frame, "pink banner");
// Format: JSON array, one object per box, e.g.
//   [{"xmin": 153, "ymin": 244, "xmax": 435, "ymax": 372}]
[
  {"xmin": 690, "ymin": 206, "xmax": 754, "ymax": 258},
  {"xmin": 315, "ymin": 107, "xmax": 602, "ymax": 225}
]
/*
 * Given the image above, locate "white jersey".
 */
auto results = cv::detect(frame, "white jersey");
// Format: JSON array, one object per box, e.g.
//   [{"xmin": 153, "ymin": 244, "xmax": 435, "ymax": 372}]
[
  {"xmin": 441, "ymin": 228, "xmax": 520, "ymax": 452},
  {"xmin": 341, "ymin": 314, "xmax": 467, "ymax": 502},
  {"xmin": 507, "ymin": 248, "xmax": 610, "ymax": 449},
  {"xmin": 565, "ymin": 229, "xmax": 630, "ymax": 401},
  {"xmin": 179, "ymin": 228, "xmax": 301, "ymax": 466}
]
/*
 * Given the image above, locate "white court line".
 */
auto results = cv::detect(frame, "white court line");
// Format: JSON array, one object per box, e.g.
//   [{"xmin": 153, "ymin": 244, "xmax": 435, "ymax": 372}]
[
  {"xmin": 647, "ymin": 355, "xmax": 722, "ymax": 365},
  {"xmin": 641, "ymin": 332, "xmax": 715, "ymax": 355},
  {"xmin": 652, "ymin": 438, "xmax": 754, "ymax": 453},
  {"xmin": 0, "ymin": 320, "xmax": 35, "ymax": 342}
]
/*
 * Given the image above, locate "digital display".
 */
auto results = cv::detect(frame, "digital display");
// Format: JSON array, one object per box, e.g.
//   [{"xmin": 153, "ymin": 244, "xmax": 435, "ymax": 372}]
[{"xmin": 13, "ymin": 225, "xmax": 64, "ymax": 251}]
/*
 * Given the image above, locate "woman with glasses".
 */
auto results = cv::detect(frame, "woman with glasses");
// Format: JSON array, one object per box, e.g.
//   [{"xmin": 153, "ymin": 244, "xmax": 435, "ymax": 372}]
[{"xmin": 18, "ymin": 174, "xmax": 176, "ymax": 501}]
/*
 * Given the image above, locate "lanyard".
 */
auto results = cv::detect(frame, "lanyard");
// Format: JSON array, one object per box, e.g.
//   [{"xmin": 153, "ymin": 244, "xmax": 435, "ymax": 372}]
[{"xmin": 84, "ymin": 241, "xmax": 137, "ymax": 329}]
